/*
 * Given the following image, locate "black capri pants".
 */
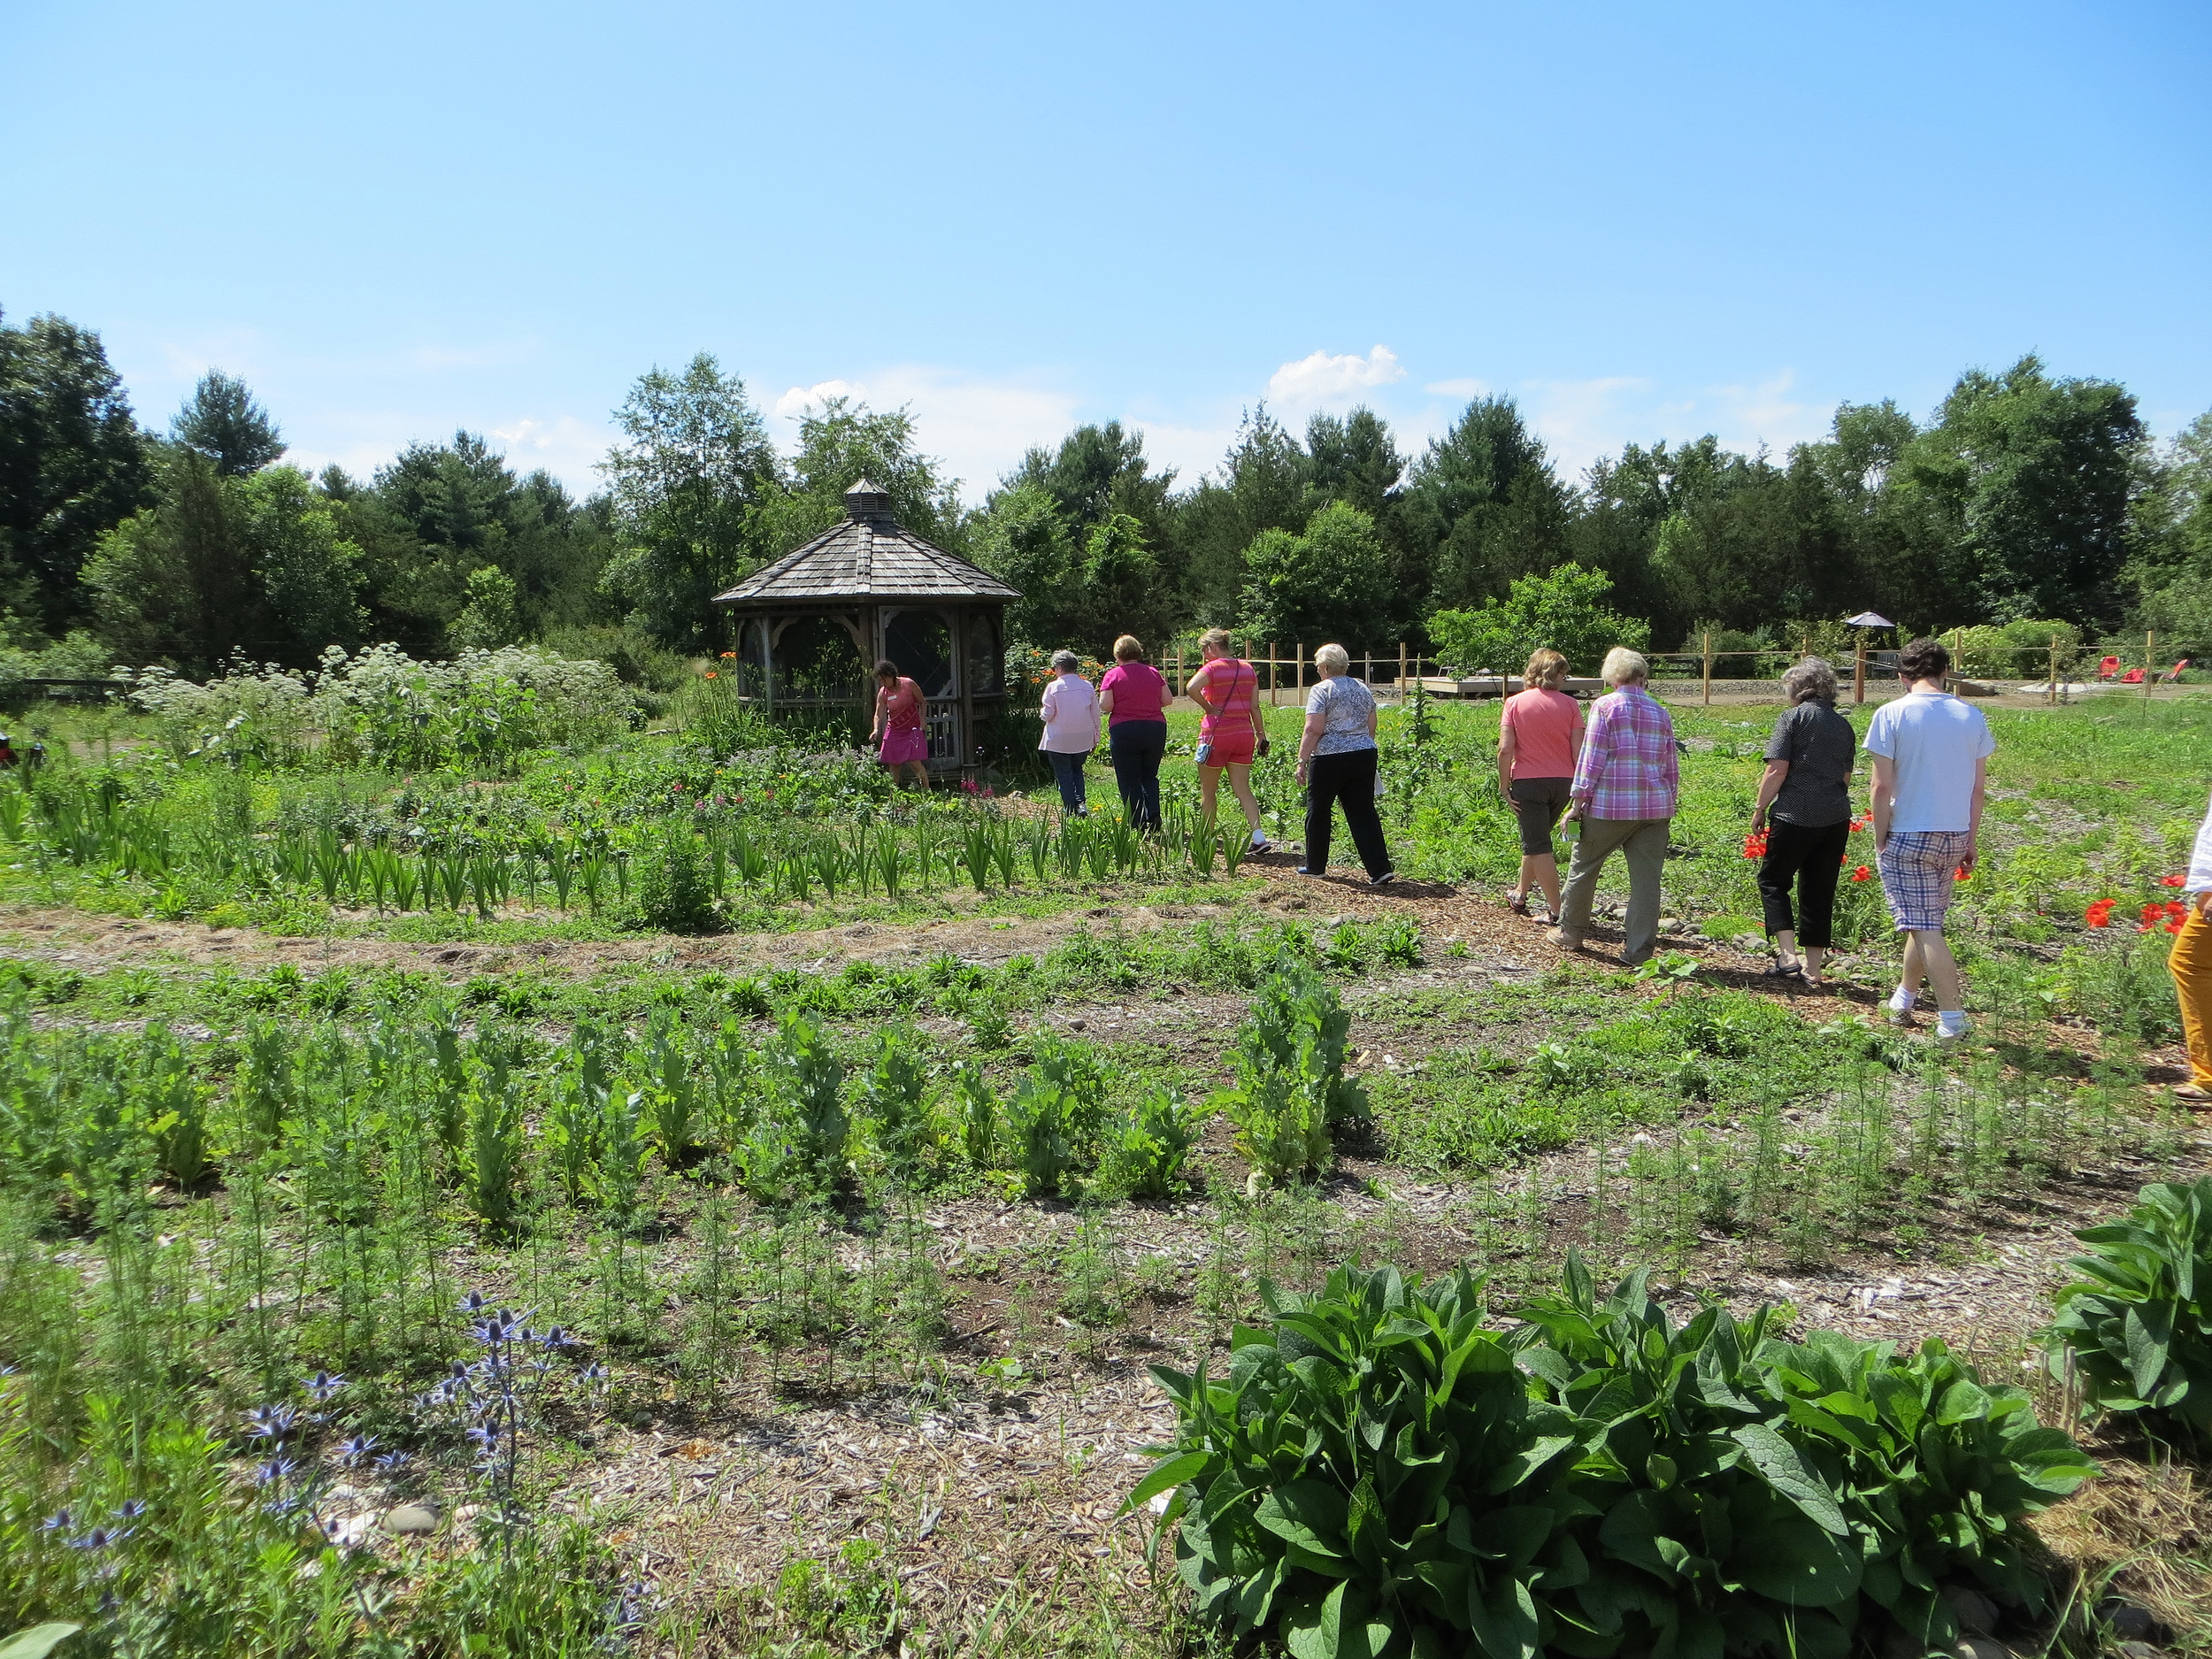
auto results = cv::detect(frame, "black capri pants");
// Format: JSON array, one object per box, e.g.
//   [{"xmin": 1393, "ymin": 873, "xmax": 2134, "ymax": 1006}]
[
  {"xmin": 1757, "ymin": 818, "xmax": 1851, "ymax": 948},
  {"xmin": 1509, "ymin": 776, "xmax": 1573, "ymax": 856}
]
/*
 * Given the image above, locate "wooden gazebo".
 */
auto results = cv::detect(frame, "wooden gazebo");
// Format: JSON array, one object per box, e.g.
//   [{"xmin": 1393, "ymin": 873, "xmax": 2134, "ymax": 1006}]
[{"xmin": 711, "ymin": 480, "xmax": 1020, "ymax": 773}]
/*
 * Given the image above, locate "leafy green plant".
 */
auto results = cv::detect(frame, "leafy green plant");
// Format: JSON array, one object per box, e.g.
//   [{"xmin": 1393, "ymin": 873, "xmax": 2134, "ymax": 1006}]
[
  {"xmin": 465, "ymin": 1048, "xmax": 525, "ymax": 1232},
  {"xmin": 860, "ymin": 1031, "xmax": 933, "ymax": 1179},
  {"xmin": 1223, "ymin": 956, "xmax": 1366, "ymax": 1186},
  {"xmin": 745, "ymin": 1011, "xmax": 849, "ymax": 1198},
  {"xmin": 2047, "ymin": 1177, "xmax": 2212, "ymax": 1443},
  {"xmin": 1133, "ymin": 1256, "xmax": 2094, "ymax": 1659},
  {"xmin": 952, "ymin": 1059, "xmax": 998, "ymax": 1169},
  {"xmin": 1131, "ymin": 1264, "xmax": 1586, "ymax": 1659},
  {"xmin": 1106, "ymin": 1082, "xmax": 1205, "ymax": 1198},
  {"xmin": 1003, "ymin": 1072, "xmax": 1076, "ymax": 1198}
]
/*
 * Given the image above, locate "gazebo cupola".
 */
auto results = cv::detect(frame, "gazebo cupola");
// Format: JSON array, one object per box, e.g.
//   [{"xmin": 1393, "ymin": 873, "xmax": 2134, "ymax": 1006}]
[{"xmin": 711, "ymin": 480, "xmax": 1020, "ymax": 772}]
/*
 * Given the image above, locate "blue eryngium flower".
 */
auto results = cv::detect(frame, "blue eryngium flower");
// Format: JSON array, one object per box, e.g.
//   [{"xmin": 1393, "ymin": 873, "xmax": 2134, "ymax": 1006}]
[
  {"xmin": 373, "ymin": 1450, "xmax": 411, "ymax": 1473},
  {"xmin": 66, "ymin": 1525, "xmax": 132, "ymax": 1550},
  {"xmin": 113, "ymin": 1500, "xmax": 148, "ymax": 1521},
  {"xmin": 245, "ymin": 1402, "xmax": 300, "ymax": 1439},
  {"xmin": 459, "ymin": 1289, "xmax": 488, "ymax": 1315},
  {"xmin": 339, "ymin": 1433, "xmax": 379, "ymax": 1464},
  {"xmin": 37, "ymin": 1509, "xmax": 73, "ymax": 1532},
  {"xmin": 303, "ymin": 1369, "xmax": 347, "ymax": 1403},
  {"xmin": 255, "ymin": 1456, "xmax": 299, "ymax": 1487}
]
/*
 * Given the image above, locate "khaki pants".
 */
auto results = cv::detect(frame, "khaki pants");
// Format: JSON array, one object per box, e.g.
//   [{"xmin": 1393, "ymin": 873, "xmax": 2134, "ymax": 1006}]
[
  {"xmin": 2173, "ymin": 909, "xmax": 2212, "ymax": 1089},
  {"xmin": 1555, "ymin": 816, "xmax": 1671, "ymax": 965}
]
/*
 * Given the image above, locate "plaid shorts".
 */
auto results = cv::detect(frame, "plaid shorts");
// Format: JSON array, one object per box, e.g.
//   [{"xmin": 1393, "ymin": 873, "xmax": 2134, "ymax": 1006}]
[{"xmin": 1878, "ymin": 829, "xmax": 1972, "ymax": 932}]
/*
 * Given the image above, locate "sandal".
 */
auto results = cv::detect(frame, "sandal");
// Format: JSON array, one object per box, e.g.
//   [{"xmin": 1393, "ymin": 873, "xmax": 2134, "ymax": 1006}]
[
  {"xmin": 1508, "ymin": 890, "xmax": 1531, "ymax": 916},
  {"xmin": 1762, "ymin": 956, "xmax": 1806, "ymax": 980},
  {"xmin": 2175, "ymin": 1083, "xmax": 2212, "ymax": 1106}
]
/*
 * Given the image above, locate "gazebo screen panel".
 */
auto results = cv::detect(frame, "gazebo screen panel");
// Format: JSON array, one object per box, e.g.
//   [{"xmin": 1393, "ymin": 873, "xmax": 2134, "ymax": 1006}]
[
  {"xmin": 771, "ymin": 615, "xmax": 868, "ymax": 704},
  {"xmin": 882, "ymin": 609, "xmax": 957, "ymax": 698},
  {"xmin": 964, "ymin": 611, "xmax": 1002, "ymax": 694}
]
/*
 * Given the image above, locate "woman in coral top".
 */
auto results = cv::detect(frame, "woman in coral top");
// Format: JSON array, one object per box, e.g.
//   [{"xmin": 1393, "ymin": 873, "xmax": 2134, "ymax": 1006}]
[
  {"xmin": 1496, "ymin": 649, "xmax": 1583, "ymax": 920},
  {"xmin": 1183, "ymin": 628, "xmax": 1270, "ymax": 851}
]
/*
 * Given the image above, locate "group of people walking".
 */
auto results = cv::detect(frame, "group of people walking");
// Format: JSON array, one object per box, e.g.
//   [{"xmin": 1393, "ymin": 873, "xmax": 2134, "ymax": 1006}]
[
  {"xmin": 997, "ymin": 630, "xmax": 1396, "ymax": 884},
  {"xmin": 1494, "ymin": 635, "xmax": 1989, "ymax": 1035},
  {"xmin": 866, "ymin": 630, "xmax": 2212, "ymax": 1070}
]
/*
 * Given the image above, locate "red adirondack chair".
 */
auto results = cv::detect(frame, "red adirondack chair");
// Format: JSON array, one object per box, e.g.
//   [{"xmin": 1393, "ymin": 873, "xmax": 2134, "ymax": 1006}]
[
  {"xmin": 2095, "ymin": 655, "xmax": 2121, "ymax": 680},
  {"xmin": 2120, "ymin": 666, "xmax": 2147, "ymax": 684}
]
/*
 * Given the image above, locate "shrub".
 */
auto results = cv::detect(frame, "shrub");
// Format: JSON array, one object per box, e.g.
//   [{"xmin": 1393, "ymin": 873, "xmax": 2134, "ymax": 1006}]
[
  {"xmin": 1003, "ymin": 1073, "xmax": 1076, "ymax": 1198},
  {"xmin": 1134, "ymin": 1256, "xmax": 2094, "ymax": 1659},
  {"xmin": 2047, "ymin": 1177, "xmax": 2212, "ymax": 1444},
  {"xmin": 637, "ymin": 826, "xmax": 716, "ymax": 933},
  {"xmin": 1428, "ymin": 563, "xmax": 1648, "ymax": 678}
]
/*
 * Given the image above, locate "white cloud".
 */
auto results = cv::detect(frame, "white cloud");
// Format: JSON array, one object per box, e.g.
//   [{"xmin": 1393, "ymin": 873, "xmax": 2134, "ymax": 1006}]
[
  {"xmin": 776, "ymin": 379, "xmax": 865, "ymax": 420},
  {"xmin": 1265, "ymin": 345, "xmax": 1406, "ymax": 411}
]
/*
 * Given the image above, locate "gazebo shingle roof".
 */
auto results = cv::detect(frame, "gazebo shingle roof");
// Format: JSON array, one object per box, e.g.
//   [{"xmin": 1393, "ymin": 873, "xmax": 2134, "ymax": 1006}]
[{"xmin": 712, "ymin": 480, "xmax": 1019, "ymax": 609}]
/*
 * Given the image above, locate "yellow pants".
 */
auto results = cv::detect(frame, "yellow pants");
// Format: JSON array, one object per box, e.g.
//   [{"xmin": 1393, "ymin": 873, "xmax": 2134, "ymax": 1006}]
[{"xmin": 2173, "ymin": 909, "xmax": 2212, "ymax": 1089}]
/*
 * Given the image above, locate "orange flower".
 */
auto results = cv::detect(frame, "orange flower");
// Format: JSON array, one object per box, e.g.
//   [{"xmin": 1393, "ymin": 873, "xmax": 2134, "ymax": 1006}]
[
  {"xmin": 1851, "ymin": 865, "xmax": 1870, "ymax": 881},
  {"xmin": 2160, "ymin": 873, "xmax": 2185, "ymax": 887},
  {"xmin": 704, "ymin": 671, "xmax": 718, "ymax": 679},
  {"xmin": 1955, "ymin": 864, "xmax": 1972, "ymax": 882}
]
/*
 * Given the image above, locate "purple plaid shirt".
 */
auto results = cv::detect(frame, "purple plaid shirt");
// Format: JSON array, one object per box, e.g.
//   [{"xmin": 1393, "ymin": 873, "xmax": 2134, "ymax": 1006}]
[{"xmin": 1571, "ymin": 685, "xmax": 1678, "ymax": 820}]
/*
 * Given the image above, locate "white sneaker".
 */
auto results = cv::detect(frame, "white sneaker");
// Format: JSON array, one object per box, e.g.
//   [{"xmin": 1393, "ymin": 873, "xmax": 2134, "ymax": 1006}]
[
  {"xmin": 1886, "ymin": 986, "xmax": 1916, "ymax": 1026},
  {"xmin": 1935, "ymin": 1013, "xmax": 1971, "ymax": 1041}
]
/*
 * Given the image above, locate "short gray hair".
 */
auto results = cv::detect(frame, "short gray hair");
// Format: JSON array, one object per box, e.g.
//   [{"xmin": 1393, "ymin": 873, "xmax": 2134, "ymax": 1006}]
[
  {"xmin": 1314, "ymin": 642, "xmax": 1350, "ymax": 676},
  {"xmin": 1782, "ymin": 657, "xmax": 1839, "ymax": 704},
  {"xmin": 1049, "ymin": 649, "xmax": 1081, "ymax": 672},
  {"xmin": 1601, "ymin": 647, "xmax": 1649, "ymax": 686}
]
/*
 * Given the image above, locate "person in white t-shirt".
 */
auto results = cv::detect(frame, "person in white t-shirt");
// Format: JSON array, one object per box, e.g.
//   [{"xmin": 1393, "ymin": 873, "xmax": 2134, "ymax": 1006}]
[{"xmin": 1863, "ymin": 637, "xmax": 1994, "ymax": 1041}]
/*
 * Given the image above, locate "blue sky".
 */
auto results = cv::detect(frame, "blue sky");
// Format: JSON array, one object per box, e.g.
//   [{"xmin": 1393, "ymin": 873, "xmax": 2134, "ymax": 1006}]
[{"xmin": 4, "ymin": 0, "xmax": 2207, "ymax": 502}]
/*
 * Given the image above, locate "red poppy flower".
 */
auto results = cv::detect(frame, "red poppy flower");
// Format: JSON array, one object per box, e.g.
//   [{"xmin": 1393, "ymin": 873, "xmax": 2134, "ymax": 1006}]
[
  {"xmin": 2085, "ymin": 898, "xmax": 2116, "ymax": 928},
  {"xmin": 2167, "ymin": 900, "xmax": 2189, "ymax": 919},
  {"xmin": 2161, "ymin": 873, "xmax": 2185, "ymax": 887},
  {"xmin": 704, "ymin": 671, "xmax": 718, "ymax": 679},
  {"xmin": 2142, "ymin": 902, "xmax": 2165, "ymax": 923},
  {"xmin": 1851, "ymin": 865, "xmax": 1871, "ymax": 882},
  {"xmin": 1955, "ymin": 864, "xmax": 1972, "ymax": 882},
  {"xmin": 2168, "ymin": 916, "xmax": 2188, "ymax": 933},
  {"xmin": 1742, "ymin": 833, "xmax": 1769, "ymax": 859}
]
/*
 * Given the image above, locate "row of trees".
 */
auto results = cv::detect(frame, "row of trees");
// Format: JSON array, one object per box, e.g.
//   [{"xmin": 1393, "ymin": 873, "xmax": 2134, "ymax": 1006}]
[{"xmin": 2, "ymin": 303, "xmax": 2206, "ymax": 680}]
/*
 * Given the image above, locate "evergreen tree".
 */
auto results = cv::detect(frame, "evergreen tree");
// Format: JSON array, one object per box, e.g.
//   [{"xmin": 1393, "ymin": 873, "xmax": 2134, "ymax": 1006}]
[{"xmin": 172, "ymin": 370, "xmax": 285, "ymax": 477}]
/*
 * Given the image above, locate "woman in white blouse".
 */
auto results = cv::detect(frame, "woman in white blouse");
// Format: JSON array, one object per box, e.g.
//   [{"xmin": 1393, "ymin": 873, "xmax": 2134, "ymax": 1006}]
[{"xmin": 1037, "ymin": 649, "xmax": 1100, "ymax": 816}]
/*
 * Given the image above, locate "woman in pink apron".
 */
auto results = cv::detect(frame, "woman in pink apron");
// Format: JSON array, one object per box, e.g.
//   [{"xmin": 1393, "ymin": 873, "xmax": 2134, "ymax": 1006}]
[{"xmin": 870, "ymin": 659, "xmax": 931, "ymax": 789}]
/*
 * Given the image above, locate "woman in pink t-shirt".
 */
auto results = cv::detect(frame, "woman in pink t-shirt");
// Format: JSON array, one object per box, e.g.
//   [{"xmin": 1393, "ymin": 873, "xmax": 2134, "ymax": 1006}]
[
  {"xmin": 1097, "ymin": 634, "xmax": 1171, "ymax": 828},
  {"xmin": 1496, "ymin": 649, "xmax": 1584, "ymax": 919}
]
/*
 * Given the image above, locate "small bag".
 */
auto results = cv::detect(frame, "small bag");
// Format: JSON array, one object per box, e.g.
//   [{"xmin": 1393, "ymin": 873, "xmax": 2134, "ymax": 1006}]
[
  {"xmin": 1194, "ymin": 739, "xmax": 1213, "ymax": 766},
  {"xmin": 1256, "ymin": 733, "xmax": 1271, "ymax": 758}
]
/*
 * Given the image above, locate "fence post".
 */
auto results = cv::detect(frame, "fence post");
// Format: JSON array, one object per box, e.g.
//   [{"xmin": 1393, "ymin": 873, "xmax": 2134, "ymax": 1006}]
[
  {"xmin": 2047, "ymin": 634, "xmax": 2060, "ymax": 706},
  {"xmin": 1363, "ymin": 647, "xmax": 1372, "ymax": 686},
  {"xmin": 1854, "ymin": 636, "xmax": 1866, "ymax": 706},
  {"xmin": 1294, "ymin": 642, "xmax": 1303, "ymax": 703},
  {"xmin": 2147, "ymin": 629, "xmax": 2157, "ymax": 704},
  {"xmin": 1701, "ymin": 630, "xmax": 1714, "ymax": 708},
  {"xmin": 1399, "ymin": 641, "xmax": 1408, "ymax": 696},
  {"xmin": 1266, "ymin": 642, "xmax": 1277, "ymax": 707}
]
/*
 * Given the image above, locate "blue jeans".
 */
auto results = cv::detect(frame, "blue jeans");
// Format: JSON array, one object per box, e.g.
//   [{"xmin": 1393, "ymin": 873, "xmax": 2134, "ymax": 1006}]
[
  {"xmin": 1108, "ymin": 719, "xmax": 1167, "ymax": 827},
  {"xmin": 1046, "ymin": 749, "xmax": 1090, "ymax": 813}
]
